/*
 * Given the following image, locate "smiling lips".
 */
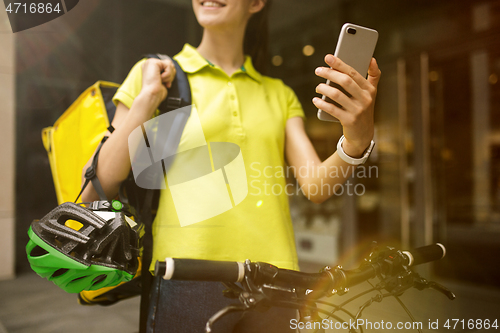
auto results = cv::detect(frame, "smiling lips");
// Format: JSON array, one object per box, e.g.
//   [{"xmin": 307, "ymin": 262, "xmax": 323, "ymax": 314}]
[{"xmin": 201, "ymin": 1, "xmax": 226, "ymax": 8}]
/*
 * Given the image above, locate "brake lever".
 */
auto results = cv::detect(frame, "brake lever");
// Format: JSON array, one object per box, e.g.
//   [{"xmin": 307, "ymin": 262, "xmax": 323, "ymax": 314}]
[
  {"xmin": 428, "ymin": 281, "xmax": 456, "ymax": 300},
  {"xmin": 413, "ymin": 275, "xmax": 456, "ymax": 300}
]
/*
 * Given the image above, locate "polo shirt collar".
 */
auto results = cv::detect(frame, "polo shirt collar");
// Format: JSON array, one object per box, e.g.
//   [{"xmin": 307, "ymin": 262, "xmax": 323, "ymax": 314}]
[
  {"xmin": 175, "ymin": 43, "xmax": 262, "ymax": 83},
  {"xmin": 241, "ymin": 55, "xmax": 262, "ymax": 83}
]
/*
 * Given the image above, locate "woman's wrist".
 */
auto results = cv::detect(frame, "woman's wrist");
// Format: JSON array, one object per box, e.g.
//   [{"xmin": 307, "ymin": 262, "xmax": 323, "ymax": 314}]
[
  {"xmin": 134, "ymin": 89, "xmax": 164, "ymax": 117},
  {"xmin": 138, "ymin": 88, "xmax": 164, "ymax": 112},
  {"xmin": 342, "ymin": 138, "xmax": 371, "ymax": 158}
]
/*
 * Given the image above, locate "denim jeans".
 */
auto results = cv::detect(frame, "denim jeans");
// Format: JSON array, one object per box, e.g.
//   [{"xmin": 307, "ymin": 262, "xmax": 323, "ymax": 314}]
[{"xmin": 147, "ymin": 276, "xmax": 298, "ymax": 333}]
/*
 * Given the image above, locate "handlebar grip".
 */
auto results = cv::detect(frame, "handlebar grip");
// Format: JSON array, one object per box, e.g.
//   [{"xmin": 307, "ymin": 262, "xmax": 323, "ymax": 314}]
[
  {"xmin": 403, "ymin": 243, "xmax": 446, "ymax": 266},
  {"xmin": 154, "ymin": 258, "xmax": 245, "ymax": 283}
]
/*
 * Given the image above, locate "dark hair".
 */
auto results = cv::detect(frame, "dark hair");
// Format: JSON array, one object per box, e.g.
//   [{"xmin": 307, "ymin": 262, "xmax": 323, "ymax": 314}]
[{"xmin": 244, "ymin": 0, "xmax": 272, "ymax": 75}]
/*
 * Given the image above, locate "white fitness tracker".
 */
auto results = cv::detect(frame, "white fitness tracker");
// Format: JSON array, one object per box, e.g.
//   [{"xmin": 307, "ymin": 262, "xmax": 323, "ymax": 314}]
[{"xmin": 336, "ymin": 135, "xmax": 375, "ymax": 165}]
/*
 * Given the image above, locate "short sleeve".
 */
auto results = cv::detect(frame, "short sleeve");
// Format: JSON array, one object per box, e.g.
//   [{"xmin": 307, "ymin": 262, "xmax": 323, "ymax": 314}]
[
  {"xmin": 112, "ymin": 59, "xmax": 147, "ymax": 109},
  {"xmin": 284, "ymin": 84, "xmax": 305, "ymax": 120}
]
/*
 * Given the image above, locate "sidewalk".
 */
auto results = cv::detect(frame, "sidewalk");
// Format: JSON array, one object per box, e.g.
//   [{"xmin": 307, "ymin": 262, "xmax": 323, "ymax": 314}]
[{"xmin": 0, "ymin": 273, "xmax": 140, "ymax": 333}]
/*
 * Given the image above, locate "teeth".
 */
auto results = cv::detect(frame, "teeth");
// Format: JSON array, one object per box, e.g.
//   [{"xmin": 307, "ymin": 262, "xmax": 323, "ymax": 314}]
[{"xmin": 202, "ymin": 1, "xmax": 224, "ymax": 7}]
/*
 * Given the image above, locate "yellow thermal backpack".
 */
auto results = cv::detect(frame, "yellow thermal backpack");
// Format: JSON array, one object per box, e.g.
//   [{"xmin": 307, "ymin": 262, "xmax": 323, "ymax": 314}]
[{"xmin": 42, "ymin": 81, "xmax": 119, "ymax": 205}]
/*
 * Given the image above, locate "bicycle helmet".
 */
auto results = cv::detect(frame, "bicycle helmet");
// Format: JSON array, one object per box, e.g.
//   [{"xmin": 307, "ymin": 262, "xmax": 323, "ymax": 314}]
[{"xmin": 26, "ymin": 202, "xmax": 141, "ymax": 293}]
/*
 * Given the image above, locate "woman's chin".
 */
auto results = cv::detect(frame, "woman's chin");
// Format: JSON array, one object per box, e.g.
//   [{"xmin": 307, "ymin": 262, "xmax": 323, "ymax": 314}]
[{"xmin": 197, "ymin": 17, "xmax": 228, "ymax": 30}]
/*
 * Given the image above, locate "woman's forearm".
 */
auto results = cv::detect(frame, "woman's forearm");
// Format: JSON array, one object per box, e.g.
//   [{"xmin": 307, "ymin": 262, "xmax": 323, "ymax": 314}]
[
  {"xmin": 285, "ymin": 117, "xmax": 371, "ymax": 204},
  {"xmin": 295, "ymin": 151, "xmax": 362, "ymax": 204}
]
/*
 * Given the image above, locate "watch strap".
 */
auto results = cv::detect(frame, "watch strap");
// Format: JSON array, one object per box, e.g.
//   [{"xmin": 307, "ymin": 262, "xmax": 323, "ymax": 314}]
[{"xmin": 336, "ymin": 135, "xmax": 375, "ymax": 165}]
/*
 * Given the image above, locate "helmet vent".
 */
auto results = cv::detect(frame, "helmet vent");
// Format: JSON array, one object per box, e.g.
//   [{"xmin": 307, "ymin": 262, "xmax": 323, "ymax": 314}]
[
  {"xmin": 92, "ymin": 275, "xmax": 107, "ymax": 286},
  {"xmin": 30, "ymin": 246, "xmax": 49, "ymax": 257},
  {"xmin": 64, "ymin": 219, "xmax": 84, "ymax": 231},
  {"xmin": 52, "ymin": 268, "xmax": 69, "ymax": 278},
  {"xmin": 70, "ymin": 275, "xmax": 88, "ymax": 283}
]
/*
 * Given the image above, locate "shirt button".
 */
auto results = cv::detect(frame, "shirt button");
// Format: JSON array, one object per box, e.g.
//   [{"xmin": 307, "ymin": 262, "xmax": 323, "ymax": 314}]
[
  {"xmin": 233, "ymin": 111, "xmax": 237, "ymax": 117},
  {"xmin": 228, "ymin": 81, "xmax": 232, "ymax": 86},
  {"xmin": 230, "ymin": 95, "xmax": 235, "ymax": 100}
]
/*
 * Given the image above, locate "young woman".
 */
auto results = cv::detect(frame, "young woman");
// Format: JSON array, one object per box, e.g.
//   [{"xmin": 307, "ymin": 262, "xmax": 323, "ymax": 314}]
[{"xmin": 82, "ymin": 0, "xmax": 381, "ymax": 331}]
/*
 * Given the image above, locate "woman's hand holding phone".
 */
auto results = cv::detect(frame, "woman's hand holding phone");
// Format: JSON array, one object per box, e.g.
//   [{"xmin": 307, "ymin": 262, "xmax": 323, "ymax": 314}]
[{"xmin": 312, "ymin": 54, "xmax": 381, "ymax": 157}]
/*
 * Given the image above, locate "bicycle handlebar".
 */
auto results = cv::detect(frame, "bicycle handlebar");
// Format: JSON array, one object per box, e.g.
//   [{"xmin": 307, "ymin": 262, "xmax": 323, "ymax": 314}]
[
  {"xmin": 402, "ymin": 243, "xmax": 445, "ymax": 266},
  {"xmin": 154, "ymin": 257, "xmax": 246, "ymax": 282},
  {"xmin": 154, "ymin": 243, "xmax": 446, "ymax": 291}
]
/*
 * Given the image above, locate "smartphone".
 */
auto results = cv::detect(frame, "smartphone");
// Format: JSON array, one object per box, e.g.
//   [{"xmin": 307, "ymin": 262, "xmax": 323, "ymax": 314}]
[{"xmin": 317, "ymin": 23, "xmax": 379, "ymax": 122}]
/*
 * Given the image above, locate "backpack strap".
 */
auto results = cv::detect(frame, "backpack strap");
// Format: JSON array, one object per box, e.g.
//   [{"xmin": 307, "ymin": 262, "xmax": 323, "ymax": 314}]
[
  {"xmin": 75, "ymin": 136, "xmax": 110, "ymax": 203},
  {"xmin": 144, "ymin": 54, "xmax": 192, "ymax": 113},
  {"xmin": 138, "ymin": 54, "xmax": 192, "ymax": 333},
  {"xmin": 138, "ymin": 188, "xmax": 155, "ymax": 333}
]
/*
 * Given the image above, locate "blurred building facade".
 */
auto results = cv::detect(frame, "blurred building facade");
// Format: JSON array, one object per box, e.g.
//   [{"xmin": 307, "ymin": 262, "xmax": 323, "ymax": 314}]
[
  {"xmin": 4, "ymin": 0, "xmax": 500, "ymax": 287},
  {"xmin": 269, "ymin": 0, "xmax": 500, "ymax": 285},
  {"xmin": 0, "ymin": 7, "xmax": 15, "ymax": 280}
]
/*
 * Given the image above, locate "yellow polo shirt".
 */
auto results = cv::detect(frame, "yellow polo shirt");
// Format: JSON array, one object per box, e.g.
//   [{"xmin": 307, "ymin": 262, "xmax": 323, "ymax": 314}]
[{"xmin": 113, "ymin": 44, "xmax": 304, "ymax": 270}]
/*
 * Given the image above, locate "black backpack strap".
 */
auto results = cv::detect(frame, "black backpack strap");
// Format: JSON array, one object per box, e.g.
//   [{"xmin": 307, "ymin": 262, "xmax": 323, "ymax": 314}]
[
  {"xmin": 138, "ymin": 189, "xmax": 155, "ymax": 333},
  {"xmin": 144, "ymin": 54, "xmax": 192, "ymax": 114},
  {"xmin": 137, "ymin": 54, "xmax": 192, "ymax": 333},
  {"xmin": 75, "ymin": 136, "xmax": 109, "ymax": 203}
]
